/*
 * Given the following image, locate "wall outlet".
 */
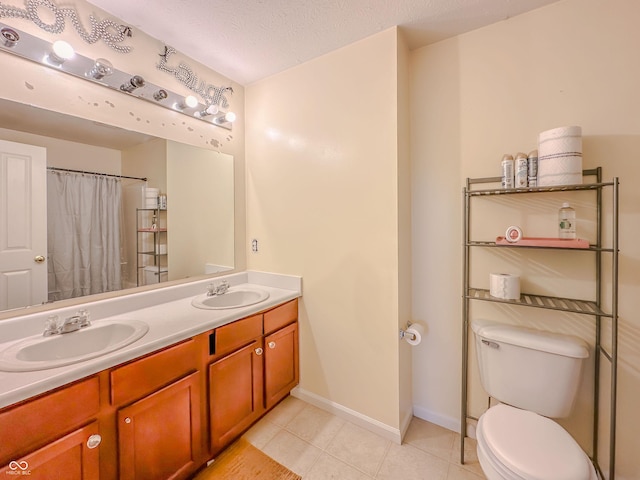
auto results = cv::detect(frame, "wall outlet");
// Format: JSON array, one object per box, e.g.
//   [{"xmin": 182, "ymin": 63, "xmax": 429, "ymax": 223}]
[{"xmin": 251, "ymin": 239, "xmax": 258, "ymax": 252}]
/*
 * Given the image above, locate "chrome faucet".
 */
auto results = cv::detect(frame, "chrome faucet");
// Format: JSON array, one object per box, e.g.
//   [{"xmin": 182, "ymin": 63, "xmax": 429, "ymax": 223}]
[
  {"xmin": 43, "ymin": 309, "xmax": 91, "ymax": 336},
  {"xmin": 206, "ymin": 280, "xmax": 230, "ymax": 297}
]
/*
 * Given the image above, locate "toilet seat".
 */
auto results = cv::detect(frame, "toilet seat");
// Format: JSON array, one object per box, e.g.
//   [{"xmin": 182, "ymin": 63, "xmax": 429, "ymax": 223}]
[{"xmin": 476, "ymin": 404, "xmax": 595, "ymax": 480}]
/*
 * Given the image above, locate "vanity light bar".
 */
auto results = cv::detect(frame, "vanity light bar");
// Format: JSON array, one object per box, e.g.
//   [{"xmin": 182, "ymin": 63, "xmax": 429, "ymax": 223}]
[{"xmin": 0, "ymin": 23, "xmax": 234, "ymax": 130}]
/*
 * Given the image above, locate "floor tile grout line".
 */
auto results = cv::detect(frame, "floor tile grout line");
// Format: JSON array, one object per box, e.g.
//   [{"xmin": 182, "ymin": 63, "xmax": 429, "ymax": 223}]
[
  {"xmin": 372, "ymin": 439, "xmax": 393, "ymax": 479},
  {"xmin": 261, "ymin": 428, "xmax": 317, "ymax": 478},
  {"xmin": 250, "ymin": 397, "xmax": 486, "ymax": 479},
  {"xmin": 275, "ymin": 407, "xmax": 392, "ymax": 478},
  {"xmin": 304, "ymin": 415, "xmax": 391, "ymax": 478},
  {"xmin": 260, "ymin": 422, "xmax": 483, "ymax": 479},
  {"xmin": 299, "ymin": 418, "xmax": 347, "ymax": 478},
  {"xmin": 281, "ymin": 417, "xmax": 383, "ymax": 477},
  {"xmin": 310, "ymin": 446, "xmax": 378, "ymax": 479}
]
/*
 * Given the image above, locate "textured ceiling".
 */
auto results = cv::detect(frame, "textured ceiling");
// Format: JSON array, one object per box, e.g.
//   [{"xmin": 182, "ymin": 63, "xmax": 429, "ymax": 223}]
[{"xmin": 86, "ymin": 0, "xmax": 561, "ymax": 86}]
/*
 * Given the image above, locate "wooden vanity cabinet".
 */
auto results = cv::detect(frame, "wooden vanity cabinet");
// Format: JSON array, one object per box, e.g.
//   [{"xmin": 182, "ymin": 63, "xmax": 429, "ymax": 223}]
[
  {"xmin": 0, "ymin": 376, "xmax": 101, "ymax": 479},
  {"xmin": 208, "ymin": 314, "xmax": 264, "ymax": 454},
  {"xmin": 264, "ymin": 321, "xmax": 299, "ymax": 410},
  {"xmin": 0, "ymin": 297, "xmax": 299, "ymax": 479},
  {"xmin": 209, "ymin": 339, "xmax": 264, "ymax": 453},
  {"xmin": 111, "ymin": 339, "xmax": 202, "ymax": 480},
  {"xmin": 264, "ymin": 300, "xmax": 299, "ymax": 410},
  {"xmin": 117, "ymin": 373, "xmax": 200, "ymax": 480},
  {"xmin": 207, "ymin": 299, "xmax": 299, "ymax": 453}
]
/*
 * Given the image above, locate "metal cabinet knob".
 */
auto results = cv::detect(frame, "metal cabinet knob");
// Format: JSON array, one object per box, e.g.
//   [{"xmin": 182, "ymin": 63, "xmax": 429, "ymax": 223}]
[
  {"xmin": 255, "ymin": 347, "xmax": 263, "ymax": 356},
  {"xmin": 34, "ymin": 255, "xmax": 45, "ymax": 264},
  {"xmin": 124, "ymin": 417, "xmax": 132, "ymax": 424},
  {"xmin": 268, "ymin": 341, "xmax": 276, "ymax": 349},
  {"xmin": 86, "ymin": 434, "xmax": 102, "ymax": 449}
]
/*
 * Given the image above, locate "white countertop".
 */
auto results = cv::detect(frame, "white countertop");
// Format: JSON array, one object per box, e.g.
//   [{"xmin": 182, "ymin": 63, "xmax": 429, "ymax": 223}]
[{"xmin": 0, "ymin": 271, "xmax": 301, "ymax": 409}]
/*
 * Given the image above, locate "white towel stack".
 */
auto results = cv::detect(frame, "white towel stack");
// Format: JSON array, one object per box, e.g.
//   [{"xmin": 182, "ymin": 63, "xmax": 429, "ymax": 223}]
[
  {"xmin": 145, "ymin": 187, "xmax": 159, "ymax": 208},
  {"xmin": 537, "ymin": 126, "xmax": 582, "ymax": 186}
]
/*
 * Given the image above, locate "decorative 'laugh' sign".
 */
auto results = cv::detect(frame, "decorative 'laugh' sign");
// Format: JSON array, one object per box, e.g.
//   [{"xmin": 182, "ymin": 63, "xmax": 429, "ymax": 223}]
[{"xmin": 157, "ymin": 45, "xmax": 233, "ymax": 108}]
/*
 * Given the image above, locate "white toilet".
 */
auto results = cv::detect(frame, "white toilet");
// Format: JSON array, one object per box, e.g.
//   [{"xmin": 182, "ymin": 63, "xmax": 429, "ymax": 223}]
[{"xmin": 471, "ymin": 319, "xmax": 598, "ymax": 480}]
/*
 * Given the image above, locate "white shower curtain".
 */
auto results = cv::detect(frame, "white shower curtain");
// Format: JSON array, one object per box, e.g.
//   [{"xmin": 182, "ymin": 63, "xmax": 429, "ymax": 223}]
[{"xmin": 47, "ymin": 171, "xmax": 123, "ymax": 301}]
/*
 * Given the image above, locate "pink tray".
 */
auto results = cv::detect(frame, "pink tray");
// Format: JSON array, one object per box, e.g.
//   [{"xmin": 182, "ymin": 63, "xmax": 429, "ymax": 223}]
[{"xmin": 495, "ymin": 236, "xmax": 590, "ymax": 248}]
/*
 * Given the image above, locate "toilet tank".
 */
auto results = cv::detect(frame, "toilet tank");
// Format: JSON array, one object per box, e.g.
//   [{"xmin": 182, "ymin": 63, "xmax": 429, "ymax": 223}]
[{"xmin": 471, "ymin": 319, "xmax": 589, "ymax": 418}]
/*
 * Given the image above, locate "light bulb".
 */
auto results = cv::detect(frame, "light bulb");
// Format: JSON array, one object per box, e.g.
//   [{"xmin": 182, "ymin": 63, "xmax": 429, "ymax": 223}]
[
  {"xmin": 1, "ymin": 27, "xmax": 19, "ymax": 48},
  {"xmin": 48, "ymin": 40, "xmax": 74, "ymax": 65},
  {"xmin": 213, "ymin": 111, "xmax": 237, "ymax": 126},
  {"xmin": 176, "ymin": 95, "xmax": 199, "ymax": 110},
  {"xmin": 196, "ymin": 104, "xmax": 219, "ymax": 118},
  {"xmin": 185, "ymin": 95, "xmax": 198, "ymax": 108},
  {"xmin": 87, "ymin": 58, "xmax": 113, "ymax": 79},
  {"xmin": 120, "ymin": 75, "xmax": 145, "ymax": 93},
  {"xmin": 53, "ymin": 40, "xmax": 74, "ymax": 59},
  {"xmin": 153, "ymin": 89, "xmax": 168, "ymax": 101}
]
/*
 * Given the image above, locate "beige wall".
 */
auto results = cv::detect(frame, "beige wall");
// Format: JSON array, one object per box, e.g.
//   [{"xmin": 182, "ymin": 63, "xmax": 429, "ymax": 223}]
[
  {"xmin": 122, "ymin": 138, "xmax": 168, "ymax": 192},
  {"xmin": 411, "ymin": 0, "xmax": 640, "ymax": 477},
  {"xmin": 246, "ymin": 27, "xmax": 412, "ymax": 433},
  {"xmin": 166, "ymin": 141, "xmax": 234, "ymax": 278},
  {"xmin": 396, "ymin": 31, "xmax": 414, "ymax": 433},
  {"xmin": 0, "ymin": 127, "xmax": 122, "ymax": 174},
  {"xmin": 0, "ymin": 0, "xmax": 246, "ymax": 274}
]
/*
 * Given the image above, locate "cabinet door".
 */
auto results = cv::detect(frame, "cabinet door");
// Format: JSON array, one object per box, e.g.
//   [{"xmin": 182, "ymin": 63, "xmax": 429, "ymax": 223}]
[
  {"xmin": 1, "ymin": 422, "xmax": 100, "ymax": 480},
  {"xmin": 118, "ymin": 372, "xmax": 201, "ymax": 480},
  {"xmin": 264, "ymin": 322, "xmax": 299, "ymax": 410},
  {"xmin": 209, "ymin": 340, "xmax": 264, "ymax": 453}
]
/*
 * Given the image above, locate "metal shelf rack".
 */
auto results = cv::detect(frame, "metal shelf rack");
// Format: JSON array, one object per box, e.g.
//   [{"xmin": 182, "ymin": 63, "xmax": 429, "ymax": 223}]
[
  {"xmin": 136, "ymin": 208, "xmax": 168, "ymax": 287},
  {"xmin": 461, "ymin": 167, "xmax": 619, "ymax": 479}
]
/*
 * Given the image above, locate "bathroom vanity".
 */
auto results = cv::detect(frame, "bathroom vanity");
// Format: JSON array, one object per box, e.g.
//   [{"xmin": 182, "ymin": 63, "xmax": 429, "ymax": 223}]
[{"xmin": 0, "ymin": 271, "xmax": 300, "ymax": 480}]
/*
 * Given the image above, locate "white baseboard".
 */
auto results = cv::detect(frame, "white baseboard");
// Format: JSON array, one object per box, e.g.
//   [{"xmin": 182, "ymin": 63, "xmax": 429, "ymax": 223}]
[
  {"xmin": 291, "ymin": 387, "xmax": 403, "ymax": 444},
  {"xmin": 289, "ymin": 388, "xmax": 479, "ymax": 444},
  {"xmin": 412, "ymin": 405, "xmax": 461, "ymax": 434}
]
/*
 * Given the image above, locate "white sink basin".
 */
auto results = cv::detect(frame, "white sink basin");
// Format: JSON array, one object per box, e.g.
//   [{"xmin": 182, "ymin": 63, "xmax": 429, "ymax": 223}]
[
  {"xmin": 191, "ymin": 286, "xmax": 270, "ymax": 310},
  {"xmin": 0, "ymin": 320, "xmax": 149, "ymax": 372}
]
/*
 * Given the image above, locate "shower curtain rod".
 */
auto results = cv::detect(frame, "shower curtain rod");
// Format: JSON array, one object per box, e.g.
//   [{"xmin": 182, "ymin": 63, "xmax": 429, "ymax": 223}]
[{"xmin": 47, "ymin": 166, "xmax": 147, "ymax": 182}]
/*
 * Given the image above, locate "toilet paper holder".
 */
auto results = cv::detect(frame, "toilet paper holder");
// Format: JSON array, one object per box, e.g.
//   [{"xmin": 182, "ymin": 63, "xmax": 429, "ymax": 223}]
[{"xmin": 399, "ymin": 322, "xmax": 416, "ymax": 341}]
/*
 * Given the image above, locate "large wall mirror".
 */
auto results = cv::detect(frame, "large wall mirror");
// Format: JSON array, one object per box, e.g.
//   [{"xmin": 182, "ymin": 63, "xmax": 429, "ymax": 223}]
[{"xmin": 0, "ymin": 98, "xmax": 234, "ymax": 314}]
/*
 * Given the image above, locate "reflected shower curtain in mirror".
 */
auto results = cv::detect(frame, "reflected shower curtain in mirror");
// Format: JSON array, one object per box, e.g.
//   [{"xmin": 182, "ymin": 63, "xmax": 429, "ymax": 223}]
[{"xmin": 47, "ymin": 171, "xmax": 123, "ymax": 301}]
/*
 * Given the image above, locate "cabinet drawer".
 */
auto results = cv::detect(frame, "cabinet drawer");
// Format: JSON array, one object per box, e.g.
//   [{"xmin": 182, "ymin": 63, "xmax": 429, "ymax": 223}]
[
  {"xmin": 0, "ymin": 376, "xmax": 100, "ymax": 464},
  {"xmin": 264, "ymin": 299, "xmax": 298, "ymax": 334},
  {"xmin": 111, "ymin": 339, "xmax": 197, "ymax": 405},
  {"xmin": 212, "ymin": 314, "xmax": 262, "ymax": 357}
]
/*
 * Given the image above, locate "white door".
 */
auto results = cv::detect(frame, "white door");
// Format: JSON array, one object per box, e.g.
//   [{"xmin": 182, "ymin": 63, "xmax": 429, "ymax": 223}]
[{"xmin": 0, "ymin": 139, "xmax": 47, "ymax": 310}]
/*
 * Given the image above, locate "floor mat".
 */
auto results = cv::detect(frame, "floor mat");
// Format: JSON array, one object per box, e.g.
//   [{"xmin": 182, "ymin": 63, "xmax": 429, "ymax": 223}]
[{"xmin": 192, "ymin": 437, "xmax": 301, "ymax": 479}]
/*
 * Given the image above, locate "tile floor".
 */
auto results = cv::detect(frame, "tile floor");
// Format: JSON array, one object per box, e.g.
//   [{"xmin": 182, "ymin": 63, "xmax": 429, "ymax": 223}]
[{"xmin": 242, "ymin": 396, "xmax": 487, "ymax": 480}]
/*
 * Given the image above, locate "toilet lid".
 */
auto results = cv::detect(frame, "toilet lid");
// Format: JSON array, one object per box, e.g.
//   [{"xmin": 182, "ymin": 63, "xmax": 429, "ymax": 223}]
[{"xmin": 478, "ymin": 404, "xmax": 592, "ymax": 480}]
